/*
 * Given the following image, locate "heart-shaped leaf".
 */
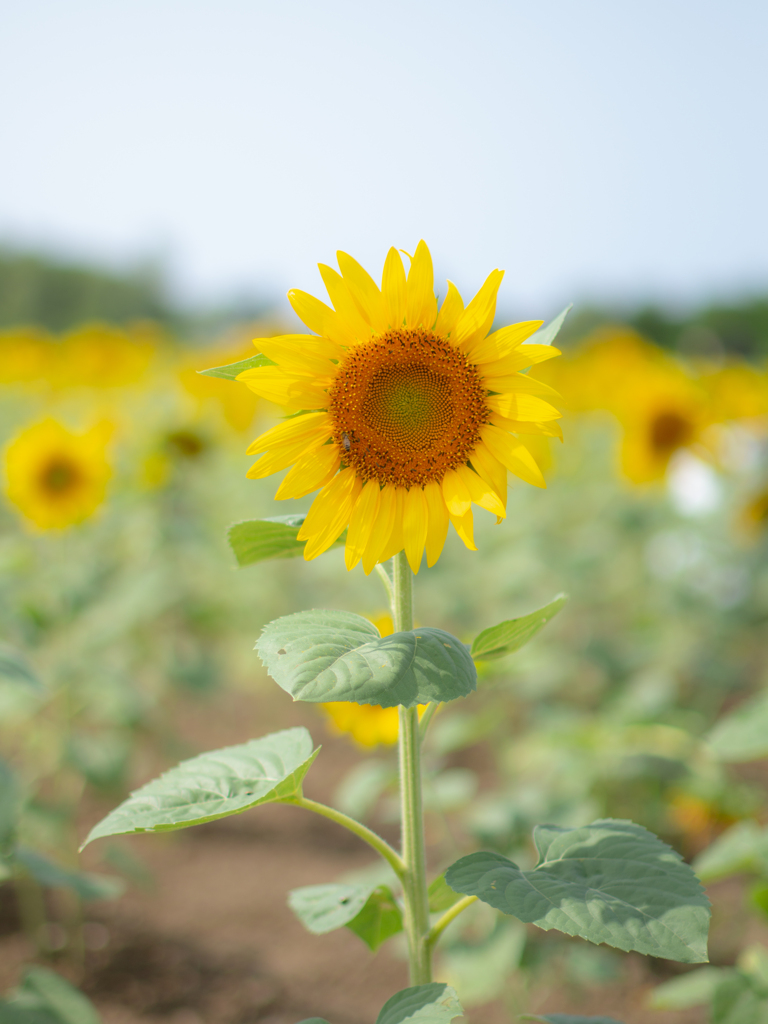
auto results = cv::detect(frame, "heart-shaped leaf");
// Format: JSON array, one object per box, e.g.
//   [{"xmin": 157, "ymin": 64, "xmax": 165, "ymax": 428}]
[
  {"xmin": 471, "ymin": 595, "xmax": 568, "ymax": 661},
  {"xmin": 81, "ymin": 727, "xmax": 318, "ymax": 848},
  {"xmin": 376, "ymin": 985, "xmax": 463, "ymax": 1024},
  {"xmin": 198, "ymin": 353, "xmax": 274, "ymax": 380},
  {"xmin": 228, "ymin": 517, "xmax": 345, "ymax": 566},
  {"xmin": 445, "ymin": 819, "xmax": 710, "ymax": 963},
  {"xmin": 257, "ymin": 611, "xmax": 476, "ymax": 708}
]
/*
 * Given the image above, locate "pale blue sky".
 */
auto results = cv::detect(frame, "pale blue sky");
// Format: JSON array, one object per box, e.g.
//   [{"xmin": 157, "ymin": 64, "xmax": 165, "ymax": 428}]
[{"xmin": 1, "ymin": 0, "xmax": 766, "ymax": 318}]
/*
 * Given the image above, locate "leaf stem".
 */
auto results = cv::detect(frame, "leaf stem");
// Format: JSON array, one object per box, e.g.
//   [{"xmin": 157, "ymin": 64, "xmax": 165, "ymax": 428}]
[
  {"xmin": 394, "ymin": 551, "xmax": 432, "ymax": 985},
  {"xmin": 282, "ymin": 795, "xmax": 405, "ymax": 878},
  {"xmin": 427, "ymin": 894, "xmax": 478, "ymax": 947},
  {"xmin": 419, "ymin": 701, "xmax": 440, "ymax": 740}
]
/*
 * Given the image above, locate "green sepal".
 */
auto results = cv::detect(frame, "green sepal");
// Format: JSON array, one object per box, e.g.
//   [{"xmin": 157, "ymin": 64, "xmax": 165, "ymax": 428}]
[
  {"xmin": 471, "ymin": 594, "xmax": 568, "ymax": 661},
  {"xmin": 81, "ymin": 727, "xmax": 319, "ymax": 849},
  {"xmin": 256, "ymin": 610, "xmax": 476, "ymax": 708},
  {"xmin": 228, "ymin": 517, "xmax": 345, "ymax": 567},
  {"xmin": 197, "ymin": 353, "xmax": 274, "ymax": 380},
  {"xmin": 15, "ymin": 848, "xmax": 124, "ymax": 902},
  {"xmin": 376, "ymin": 984, "xmax": 463, "ymax": 1024},
  {"xmin": 445, "ymin": 819, "xmax": 710, "ymax": 963}
]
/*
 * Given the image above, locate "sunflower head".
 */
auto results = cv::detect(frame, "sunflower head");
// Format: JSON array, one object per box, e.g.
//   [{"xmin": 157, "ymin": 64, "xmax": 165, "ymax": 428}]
[
  {"xmin": 235, "ymin": 242, "xmax": 563, "ymax": 573},
  {"xmin": 4, "ymin": 418, "xmax": 112, "ymax": 529}
]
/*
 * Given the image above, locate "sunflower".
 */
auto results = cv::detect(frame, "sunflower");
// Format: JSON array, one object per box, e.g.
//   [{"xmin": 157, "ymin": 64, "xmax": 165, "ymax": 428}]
[
  {"xmin": 237, "ymin": 242, "xmax": 562, "ymax": 573},
  {"xmin": 4, "ymin": 419, "xmax": 112, "ymax": 529},
  {"xmin": 52, "ymin": 323, "xmax": 154, "ymax": 389}
]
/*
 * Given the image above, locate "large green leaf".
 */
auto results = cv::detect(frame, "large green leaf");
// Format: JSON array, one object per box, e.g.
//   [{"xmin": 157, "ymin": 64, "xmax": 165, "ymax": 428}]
[
  {"xmin": 288, "ymin": 882, "xmax": 402, "ymax": 950},
  {"xmin": 228, "ymin": 517, "xmax": 346, "ymax": 567},
  {"xmin": 445, "ymin": 819, "xmax": 710, "ymax": 963},
  {"xmin": 376, "ymin": 985, "xmax": 463, "ymax": 1024},
  {"xmin": 15, "ymin": 849, "xmax": 124, "ymax": 901},
  {"xmin": 0, "ymin": 643, "xmax": 44, "ymax": 692},
  {"xmin": 198, "ymin": 352, "xmax": 274, "ymax": 380},
  {"xmin": 706, "ymin": 691, "xmax": 768, "ymax": 762},
  {"xmin": 82, "ymin": 727, "xmax": 318, "ymax": 848},
  {"xmin": 0, "ymin": 966, "xmax": 101, "ymax": 1024},
  {"xmin": 524, "ymin": 304, "xmax": 573, "ymax": 348},
  {"xmin": 692, "ymin": 821, "xmax": 768, "ymax": 882},
  {"xmin": 522, "ymin": 1017, "xmax": 624, "ymax": 1024},
  {"xmin": 258, "ymin": 611, "xmax": 476, "ymax": 708},
  {"xmin": 470, "ymin": 595, "xmax": 568, "ymax": 661}
]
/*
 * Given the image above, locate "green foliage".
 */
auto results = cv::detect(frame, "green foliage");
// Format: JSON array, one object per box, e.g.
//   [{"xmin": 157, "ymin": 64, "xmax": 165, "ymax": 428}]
[
  {"xmin": 288, "ymin": 881, "xmax": 402, "ymax": 950},
  {"xmin": 427, "ymin": 874, "xmax": 459, "ymax": 912},
  {"xmin": 0, "ymin": 758, "xmax": 19, "ymax": 855},
  {"xmin": 0, "ymin": 644, "xmax": 44, "ymax": 692},
  {"xmin": 0, "ymin": 966, "xmax": 101, "ymax": 1024},
  {"xmin": 706, "ymin": 691, "xmax": 768, "ymax": 762},
  {"xmin": 376, "ymin": 985, "xmax": 463, "ymax": 1024},
  {"xmin": 648, "ymin": 966, "xmax": 726, "ymax": 1009},
  {"xmin": 522, "ymin": 1016, "xmax": 624, "ymax": 1024},
  {"xmin": 470, "ymin": 594, "xmax": 568, "ymax": 661},
  {"xmin": 257, "ymin": 610, "xmax": 476, "ymax": 708},
  {"xmin": 82, "ymin": 727, "xmax": 319, "ymax": 848},
  {"xmin": 228, "ymin": 516, "xmax": 345, "ymax": 566},
  {"xmin": 445, "ymin": 819, "xmax": 710, "ymax": 962},
  {"xmin": 198, "ymin": 352, "xmax": 274, "ymax": 380},
  {"xmin": 14, "ymin": 848, "xmax": 123, "ymax": 901},
  {"xmin": 693, "ymin": 821, "xmax": 768, "ymax": 882},
  {"xmin": 526, "ymin": 305, "xmax": 573, "ymax": 348},
  {"xmin": 346, "ymin": 886, "xmax": 403, "ymax": 950}
]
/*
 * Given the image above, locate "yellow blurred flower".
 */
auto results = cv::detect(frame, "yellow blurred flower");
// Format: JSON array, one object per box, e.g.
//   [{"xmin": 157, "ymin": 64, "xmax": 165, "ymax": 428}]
[
  {"xmin": 740, "ymin": 486, "xmax": 768, "ymax": 537},
  {"xmin": 53, "ymin": 323, "xmax": 154, "ymax": 388},
  {"xmin": 178, "ymin": 342, "xmax": 259, "ymax": 432},
  {"xmin": 4, "ymin": 418, "xmax": 112, "ymax": 529},
  {"xmin": 321, "ymin": 613, "xmax": 429, "ymax": 747},
  {"xmin": 701, "ymin": 363, "xmax": 768, "ymax": 422},
  {"xmin": 0, "ymin": 327, "xmax": 54, "ymax": 384}
]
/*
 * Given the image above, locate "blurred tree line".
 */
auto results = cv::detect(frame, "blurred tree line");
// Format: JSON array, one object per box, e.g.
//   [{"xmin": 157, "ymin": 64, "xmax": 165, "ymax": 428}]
[{"xmin": 1, "ymin": 245, "xmax": 766, "ymax": 358}]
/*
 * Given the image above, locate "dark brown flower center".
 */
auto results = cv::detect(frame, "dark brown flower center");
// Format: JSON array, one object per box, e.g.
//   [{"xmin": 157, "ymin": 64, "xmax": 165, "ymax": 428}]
[
  {"xmin": 650, "ymin": 411, "xmax": 694, "ymax": 453},
  {"xmin": 39, "ymin": 456, "xmax": 81, "ymax": 495}
]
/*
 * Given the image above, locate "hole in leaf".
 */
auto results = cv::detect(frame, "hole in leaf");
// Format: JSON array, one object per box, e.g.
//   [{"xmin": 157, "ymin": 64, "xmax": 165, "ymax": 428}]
[{"xmin": 277, "ymin": 648, "xmax": 287, "ymax": 655}]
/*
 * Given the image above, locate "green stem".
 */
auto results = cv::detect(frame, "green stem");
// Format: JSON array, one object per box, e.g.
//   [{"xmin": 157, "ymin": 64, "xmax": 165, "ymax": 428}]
[
  {"xmin": 394, "ymin": 551, "xmax": 432, "ymax": 985},
  {"xmin": 427, "ymin": 894, "xmax": 478, "ymax": 948},
  {"xmin": 283, "ymin": 795, "xmax": 405, "ymax": 879},
  {"xmin": 419, "ymin": 701, "xmax": 440, "ymax": 740}
]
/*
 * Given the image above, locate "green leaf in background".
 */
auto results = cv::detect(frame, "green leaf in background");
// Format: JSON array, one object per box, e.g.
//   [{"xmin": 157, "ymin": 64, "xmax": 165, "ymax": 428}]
[
  {"xmin": 692, "ymin": 821, "xmax": 768, "ymax": 882},
  {"xmin": 445, "ymin": 819, "xmax": 710, "ymax": 963},
  {"xmin": 295, "ymin": 1019, "xmax": 331, "ymax": 1024},
  {"xmin": 0, "ymin": 966, "xmax": 101, "ymax": 1024},
  {"xmin": 288, "ymin": 882, "xmax": 402, "ymax": 950},
  {"xmin": 441, "ymin": 918, "xmax": 526, "ymax": 1007},
  {"xmin": 711, "ymin": 972, "xmax": 768, "ymax": 1024},
  {"xmin": 470, "ymin": 595, "xmax": 568, "ymax": 661},
  {"xmin": 14, "ymin": 848, "xmax": 125, "ymax": 901},
  {"xmin": 197, "ymin": 352, "xmax": 274, "ymax": 380},
  {"xmin": 428, "ymin": 874, "xmax": 460, "ymax": 912},
  {"xmin": 0, "ymin": 643, "xmax": 44, "ymax": 692},
  {"xmin": 81, "ymin": 727, "xmax": 319, "ymax": 848},
  {"xmin": 521, "ymin": 1016, "xmax": 624, "ymax": 1024},
  {"xmin": 257, "ymin": 610, "xmax": 476, "ymax": 708},
  {"xmin": 228, "ymin": 517, "xmax": 347, "ymax": 567},
  {"xmin": 345, "ymin": 885, "xmax": 403, "ymax": 950},
  {"xmin": 524, "ymin": 304, "xmax": 573, "ymax": 348},
  {"xmin": 648, "ymin": 967, "xmax": 730, "ymax": 1010},
  {"xmin": 705, "ymin": 691, "xmax": 768, "ymax": 762},
  {"xmin": 376, "ymin": 984, "xmax": 463, "ymax": 1024},
  {"xmin": 0, "ymin": 758, "xmax": 19, "ymax": 855}
]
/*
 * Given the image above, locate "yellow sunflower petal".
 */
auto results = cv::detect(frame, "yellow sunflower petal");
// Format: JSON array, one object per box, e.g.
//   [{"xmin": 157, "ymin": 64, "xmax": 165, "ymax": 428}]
[
  {"xmin": 382, "ymin": 247, "xmax": 407, "ymax": 328},
  {"xmin": 480, "ymin": 344, "xmax": 561, "ymax": 377},
  {"xmin": 424, "ymin": 480, "xmax": 450, "ymax": 567},
  {"xmin": 405, "ymin": 240, "xmax": 438, "ymax": 330},
  {"xmin": 489, "ymin": 413, "xmax": 564, "ymax": 440},
  {"xmin": 345, "ymin": 481, "xmax": 381, "ymax": 570},
  {"xmin": 466, "ymin": 321, "xmax": 543, "ymax": 365},
  {"xmin": 486, "ymin": 392, "xmax": 561, "ymax": 422},
  {"xmin": 297, "ymin": 466, "xmax": 355, "ymax": 540},
  {"xmin": 246, "ymin": 435, "xmax": 326, "ymax": 479},
  {"xmin": 304, "ymin": 474, "xmax": 363, "ymax": 560},
  {"xmin": 480, "ymin": 425, "xmax": 546, "ymax": 488},
  {"xmin": 286, "ymin": 378, "xmax": 333, "ymax": 412},
  {"xmin": 456, "ymin": 463, "xmax": 505, "ymax": 518},
  {"xmin": 287, "ymin": 288, "xmax": 356, "ymax": 347},
  {"xmin": 403, "ymin": 486, "xmax": 428, "ymax": 573},
  {"xmin": 441, "ymin": 468, "xmax": 471, "ymax": 517},
  {"xmin": 469, "ymin": 442, "xmax": 508, "ymax": 507},
  {"xmin": 318, "ymin": 264, "xmax": 372, "ymax": 343},
  {"xmin": 275, "ymin": 444, "xmax": 341, "ymax": 499},
  {"xmin": 379, "ymin": 487, "xmax": 406, "ymax": 563},
  {"xmin": 449, "ymin": 507, "xmax": 477, "ymax": 551},
  {"xmin": 246, "ymin": 411, "xmax": 329, "ymax": 455},
  {"xmin": 362, "ymin": 484, "xmax": 398, "ymax": 573},
  {"xmin": 256, "ymin": 335, "xmax": 343, "ymax": 375},
  {"xmin": 337, "ymin": 251, "xmax": 386, "ymax": 333},
  {"xmin": 434, "ymin": 280, "xmax": 465, "ymax": 339},
  {"xmin": 454, "ymin": 269, "xmax": 504, "ymax": 352},
  {"xmin": 482, "ymin": 371, "xmax": 561, "ymax": 399},
  {"xmin": 237, "ymin": 366, "xmax": 300, "ymax": 404}
]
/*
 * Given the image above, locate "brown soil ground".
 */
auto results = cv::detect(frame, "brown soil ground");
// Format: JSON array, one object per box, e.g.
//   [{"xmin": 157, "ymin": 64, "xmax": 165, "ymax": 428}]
[{"xmin": 0, "ymin": 688, "xmax": 758, "ymax": 1024}]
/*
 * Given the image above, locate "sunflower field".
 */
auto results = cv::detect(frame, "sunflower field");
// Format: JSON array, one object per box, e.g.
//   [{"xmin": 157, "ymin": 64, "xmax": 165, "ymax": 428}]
[{"xmin": 1, "ymin": 249, "xmax": 768, "ymax": 1024}]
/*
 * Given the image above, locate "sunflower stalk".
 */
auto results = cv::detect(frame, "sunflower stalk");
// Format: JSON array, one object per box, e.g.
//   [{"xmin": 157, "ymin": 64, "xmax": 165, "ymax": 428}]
[{"xmin": 392, "ymin": 552, "xmax": 432, "ymax": 985}]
